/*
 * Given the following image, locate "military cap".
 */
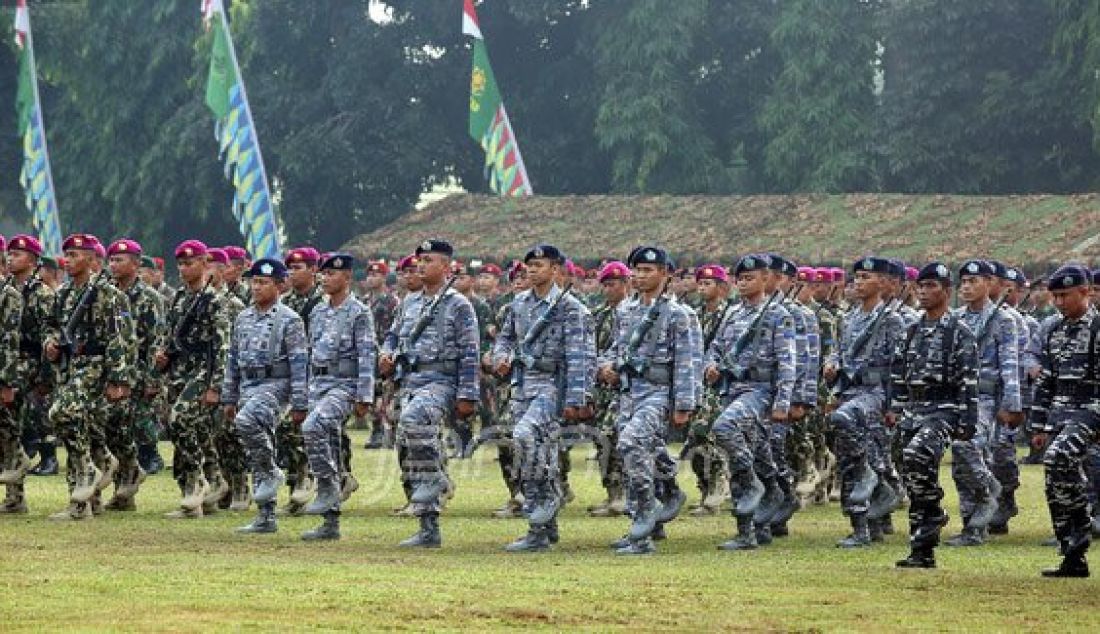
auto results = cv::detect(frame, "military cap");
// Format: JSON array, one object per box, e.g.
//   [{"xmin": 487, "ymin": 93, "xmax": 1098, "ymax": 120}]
[
  {"xmin": 507, "ymin": 261, "xmax": 527, "ymax": 281},
  {"xmin": 570, "ymin": 263, "xmax": 587, "ymax": 278},
  {"xmin": 248, "ymin": 258, "xmax": 288, "ymax": 280},
  {"xmin": 696, "ymin": 263, "xmax": 729, "ymax": 284},
  {"xmin": 174, "ymin": 239, "xmax": 208, "ymax": 259},
  {"xmin": 93, "ymin": 241, "xmax": 107, "ymax": 260},
  {"xmin": 368, "ymin": 260, "xmax": 390, "ymax": 275},
  {"xmin": 917, "ymin": 262, "xmax": 952, "ymax": 284},
  {"xmin": 598, "ymin": 261, "xmax": 631, "ymax": 282},
  {"xmin": 885, "ymin": 258, "xmax": 906, "ymax": 280},
  {"xmin": 905, "ymin": 266, "xmax": 919, "ymax": 281},
  {"xmin": 139, "ymin": 255, "xmax": 156, "ymax": 269},
  {"xmin": 524, "ymin": 244, "xmax": 565, "ymax": 265},
  {"xmin": 207, "ymin": 248, "xmax": 229, "ymax": 266},
  {"xmin": 958, "ymin": 259, "xmax": 994, "ymax": 278},
  {"xmin": 479, "ymin": 263, "xmax": 503, "ymax": 276},
  {"xmin": 285, "ymin": 247, "xmax": 320, "ymax": 266},
  {"xmin": 397, "ymin": 254, "xmax": 419, "ymax": 272},
  {"xmin": 153, "ymin": 257, "xmax": 165, "ymax": 270},
  {"xmin": 735, "ymin": 254, "xmax": 770, "ymax": 275},
  {"xmin": 40, "ymin": 256, "xmax": 58, "ymax": 270},
  {"xmin": 63, "ymin": 234, "xmax": 100, "ymax": 252},
  {"xmin": 852, "ymin": 256, "xmax": 892, "ymax": 275},
  {"xmin": 321, "ymin": 253, "xmax": 355, "ymax": 271},
  {"xmin": 1047, "ymin": 264, "xmax": 1091, "ymax": 291},
  {"xmin": 8, "ymin": 234, "xmax": 42, "ymax": 256},
  {"xmin": 766, "ymin": 254, "xmax": 797, "ymax": 278},
  {"xmin": 627, "ymin": 245, "xmax": 672, "ymax": 268},
  {"xmin": 224, "ymin": 246, "xmax": 249, "ymax": 262},
  {"xmin": 811, "ymin": 267, "xmax": 831, "ymax": 283},
  {"xmin": 415, "ymin": 239, "xmax": 453, "ymax": 258},
  {"xmin": 107, "ymin": 238, "xmax": 143, "ymax": 258},
  {"xmin": 830, "ymin": 267, "xmax": 846, "ymax": 283},
  {"xmin": 1005, "ymin": 267, "xmax": 1027, "ymax": 286}
]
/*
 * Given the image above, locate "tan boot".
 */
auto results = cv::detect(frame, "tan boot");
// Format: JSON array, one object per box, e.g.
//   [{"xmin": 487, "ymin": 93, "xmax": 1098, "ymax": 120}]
[
  {"xmin": 71, "ymin": 461, "xmax": 102, "ymax": 504},
  {"xmin": 340, "ymin": 473, "xmax": 359, "ymax": 502},
  {"xmin": 180, "ymin": 473, "xmax": 208, "ymax": 511},
  {"xmin": 89, "ymin": 492, "xmax": 104, "ymax": 516},
  {"xmin": 229, "ymin": 475, "xmax": 252, "ymax": 511},
  {"xmin": 203, "ymin": 471, "xmax": 230, "ymax": 506},
  {"xmin": 291, "ymin": 472, "xmax": 316, "ymax": 505},
  {"xmin": 164, "ymin": 506, "xmax": 203, "ymax": 519},
  {"xmin": 95, "ymin": 454, "xmax": 119, "ymax": 493},
  {"xmin": 49, "ymin": 501, "xmax": 92, "ymax": 521},
  {"xmin": 0, "ymin": 448, "xmax": 31, "ymax": 485},
  {"xmin": 115, "ymin": 463, "xmax": 147, "ymax": 501},
  {"xmin": 104, "ymin": 496, "xmax": 136, "ymax": 511},
  {"xmin": 0, "ymin": 485, "xmax": 27, "ymax": 514}
]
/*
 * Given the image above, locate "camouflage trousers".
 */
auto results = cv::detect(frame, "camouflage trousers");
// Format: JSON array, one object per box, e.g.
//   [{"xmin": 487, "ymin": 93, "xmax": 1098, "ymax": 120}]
[
  {"xmin": 615, "ymin": 384, "xmax": 677, "ymax": 519},
  {"xmin": 232, "ymin": 381, "xmax": 290, "ymax": 489},
  {"xmin": 303, "ymin": 382, "xmax": 355, "ymax": 491},
  {"xmin": 685, "ymin": 389, "xmax": 727, "ymax": 499},
  {"xmin": 897, "ymin": 409, "xmax": 954, "ymax": 549},
  {"xmin": 989, "ymin": 415, "xmax": 1021, "ymax": 499},
  {"xmin": 712, "ymin": 388, "xmax": 774, "ymax": 503},
  {"xmin": 951, "ymin": 397, "xmax": 998, "ymax": 521},
  {"xmin": 133, "ymin": 392, "xmax": 161, "ymax": 448},
  {"xmin": 212, "ymin": 405, "xmax": 247, "ymax": 482},
  {"xmin": 489, "ymin": 381, "xmax": 519, "ymax": 498},
  {"xmin": 829, "ymin": 390, "xmax": 887, "ymax": 515},
  {"xmin": 104, "ymin": 396, "xmax": 138, "ymax": 468},
  {"xmin": 276, "ymin": 413, "xmax": 309, "ymax": 486},
  {"xmin": 1043, "ymin": 409, "xmax": 1100, "ymax": 557},
  {"xmin": 167, "ymin": 376, "xmax": 219, "ymax": 491},
  {"xmin": 49, "ymin": 363, "xmax": 108, "ymax": 491},
  {"xmin": 593, "ymin": 403, "xmax": 622, "ymax": 494},
  {"xmin": 510, "ymin": 384, "xmax": 563, "ymax": 516},
  {"xmin": 396, "ymin": 381, "xmax": 455, "ymax": 516}
]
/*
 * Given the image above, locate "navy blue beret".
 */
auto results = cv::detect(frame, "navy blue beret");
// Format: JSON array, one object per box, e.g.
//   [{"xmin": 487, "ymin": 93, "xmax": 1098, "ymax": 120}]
[
  {"xmin": 916, "ymin": 262, "xmax": 952, "ymax": 284},
  {"xmin": 735, "ymin": 254, "xmax": 770, "ymax": 276},
  {"xmin": 852, "ymin": 256, "xmax": 891, "ymax": 275},
  {"xmin": 247, "ymin": 258, "xmax": 288, "ymax": 280},
  {"xmin": 628, "ymin": 245, "xmax": 672, "ymax": 268},
  {"xmin": 524, "ymin": 244, "xmax": 565, "ymax": 264},
  {"xmin": 320, "ymin": 253, "xmax": 355, "ymax": 272},
  {"xmin": 1047, "ymin": 265, "xmax": 1091, "ymax": 291},
  {"xmin": 958, "ymin": 259, "xmax": 994, "ymax": 278},
  {"xmin": 415, "ymin": 239, "xmax": 454, "ymax": 258}
]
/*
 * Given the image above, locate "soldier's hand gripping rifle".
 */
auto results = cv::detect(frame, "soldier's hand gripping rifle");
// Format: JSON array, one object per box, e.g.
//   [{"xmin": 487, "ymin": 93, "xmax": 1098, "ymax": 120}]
[
  {"xmin": 393, "ymin": 275, "xmax": 457, "ymax": 386},
  {"xmin": 510, "ymin": 282, "xmax": 574, "ymax": 392},
  {"xmin": 613, "ymin": 277, "xmax": 672, "ymax": 390},
  {"xmin": 57, "ymin": 270, "xmax": 109, "ymax": 374},
  {"xmin": 830, "ymin": 287, "xmax": 911, "ymax": 397}
]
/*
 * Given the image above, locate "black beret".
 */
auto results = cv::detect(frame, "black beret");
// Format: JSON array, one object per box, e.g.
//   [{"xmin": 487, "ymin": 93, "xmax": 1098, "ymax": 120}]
[
  {"xmin": 1047, "ymin": 265, "xmax": 1091, "ymax": 291},
  {"xmin": 852, "ymin": 256, "xmax": 891, "ymax": 275},
  {"xmin": 916, "ymin": 261, "xmax": 952, "ymax": 284},
  {"xmin": 627, "ymin": 245, "xmax": 672, "ymax": 268},
  {"xmin": 735, "ymin": 254, "xmax": 770, "ymax": 275},
  {"xmin": 1005, "ymin": 267, "xmax": 1027, "ymax": 286},
  {"xmin": 765, "ymin": 254, "xmax": 797, "ymax": 277},
  {"xmin": 888, "ymin": 258, "xmax": 907, "ymax": 280},
  {"xmin": 958, "ymin": 259, "xmax": 994, "ymax": 278},
  {"xmin": 988, "ymin": 260, "xmax": 1011, "ymax": 280},
  {"xmin": 415, "ymin": 239, "xmax": 454, "ymax": 258},
  {"xmin": 247, "ymin": 258, "xmax": 288, "ymax": 280},
  {"xmin": 524, "ymin": 244, "xmax": 565, "ymax": 264},
  {"xmin": 320, "ymin": 253, "xmax": 355, "ymax": 271}
]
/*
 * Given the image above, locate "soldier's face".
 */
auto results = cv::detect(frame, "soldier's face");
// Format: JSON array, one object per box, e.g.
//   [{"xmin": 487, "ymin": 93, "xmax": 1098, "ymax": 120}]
[
  {"xmin": 7, "ymin": 249, "xmax": 34, "ymax": 275},
  {"xmin": 250, "ymin": 276, "xmax": 281, "ymax": 305},
  {"xmin": 1053, "ymin": 287, "xmax": 1089, "ymax": 319},
  {"xmin": 417, "ymin": 253, "xmax": 448, "ymax": 284},
  {"xmin": 811, "ymin": 282, "xmax": 829, "ymax": 301},
  {"xmin": 224, "ymin": 261, "xmax": 244, "ymax": 283},
  {"xmin": 208, "ymin": 263, "xmax": 226, "ymax": 285},
  {"xmin": 511, "ymin": 274, "xmax": 528, "ymax": 292},
  {"xmin": 698, "ymin": 278, "xmax": 723, "ymax": 302},
  {"xmin": 64, "ymin": 249, "xmax": 91, "ymax": 277},
  {"xmin": 400, "ymin": 268, "xmax": 423, "ymax": 292},
  {"xmin": 601, "ymin": 278, "xmax": 627, "ymax": 303},
  {"xmin": 525, "ymin": 258, "xmax": 557, "ymax": 288},
  {"xmin": 177, "ymin": 256, "xmax": 206, "ymax": 285},
  {"xmin": 139, "ymin": 268, "xmax": 156, "ymax": 286},
  {"xmin": 736, "ymin": 271, "xmax": 765, "ymax": 298},
  {"xmin": 632, "ymin": 264, "xmax": 666, "ymax": 293},
  {"xmin": 477, "ymin": 273, "xmax": 498, "ymax": 295},
  {"xmin": 916, "ymin": 280, "xmax": 949, "ymax": 311},
  {"xmin": 958, "ymin": 275, "xmax": 990, "ymax": 304},
  {"xmin": 454, "ymin": 273, "xmax": 475, "ymax": 293},
  {"xmin": 321, "ymin": 269, "xmax": 351, "ymax": 296},
  {"xmin": 108, "ymin": 254, "xmax": 139, "ymax": 280},
  {"xmin": 288, "ymin": 262, "xmax": 315, "ymax": 288},
  {"xmin": 366, "ymin": 271, "xmax": 386, "ymax": 290},
  {"xmin": 987, "ymin": 278, "xmax": 1003, "ymax": 300},
  {"xmin": 853, "ymin": 271, "xmax": 882, "ymax": 300}
]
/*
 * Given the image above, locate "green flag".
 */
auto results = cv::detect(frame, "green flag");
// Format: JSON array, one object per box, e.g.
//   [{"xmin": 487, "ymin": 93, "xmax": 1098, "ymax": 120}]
[
  {"xmin": 468, "ymin": 39, "xmax": 502, "ymax": 142},
  {"xmin": 205, "ymin": 17, "xmax": 233, "ymax": 119}
]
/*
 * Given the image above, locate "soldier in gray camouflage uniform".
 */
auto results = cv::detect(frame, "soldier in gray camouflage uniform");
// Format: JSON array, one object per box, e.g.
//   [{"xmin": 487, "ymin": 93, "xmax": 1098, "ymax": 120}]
[
  {"xmin": 491, "ymin": 244, "xmax": 595, "ymax": 551},
  {"xmin": 300, "ymin": 253, "xmax": 375, "ymax": 541},
  {"xmin": 222, "ymin": 258, "xmax": 309, "ymax": 535},
  {"xmin": 600, "ymin": 246, "xmax": 701, "ymax": 555}
]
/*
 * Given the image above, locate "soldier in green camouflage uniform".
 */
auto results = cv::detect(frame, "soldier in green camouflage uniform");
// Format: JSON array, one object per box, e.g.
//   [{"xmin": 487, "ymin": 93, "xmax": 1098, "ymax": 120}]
[
  {"xmin": 684, "ymin": 264, "xmax": 735, "ymax": 516},
  {"xmin": 455, "ymin": 260, "xmax": 495, "ymax": 458},
  {"xmin": 102, "ymin": 239, "xmax": 163, "ymax": 512},
  {"xmin": 279, "ymin": 247, "xmax": 325, "ymax": 513},
  {"xmin": 588, "ymin": 261, "xmax": 631, "ymax": 517},
  {"xmin": 362, "ymin": 260, "xmax": 400, "ymax": 450},
  {"xmin": 0, "ymin": 237, "xmax": 28, "ymax": 512},
  {"xmin": 205, "ymin": 248, "xmax": 249, "ymax": 512},
  {"xmin": 45, "ymin": 234, "xmax": 136, "ymax": 521},
  {"xmin": 223, "ymin": 246, "xmax": 252, "ymax": 306},
  {"xmin": 156, "ymin": 240, "xmax": 232, "ymax": 519}
]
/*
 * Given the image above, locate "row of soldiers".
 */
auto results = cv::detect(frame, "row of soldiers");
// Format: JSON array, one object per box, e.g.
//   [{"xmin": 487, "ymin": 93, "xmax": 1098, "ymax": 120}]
[{"xmin": 0, "ymin": 232, "xmax": 1097, "ymax": 578}]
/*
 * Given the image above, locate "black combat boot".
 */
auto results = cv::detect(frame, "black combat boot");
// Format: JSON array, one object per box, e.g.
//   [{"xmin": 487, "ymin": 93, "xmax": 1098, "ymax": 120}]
[
  {"xmin": 302, "ymin": 510, "xmax": 341, "ymax": 541},
  {"xmin": 399, "ymin": 512, "xmax": 441, "ymax": 548}
]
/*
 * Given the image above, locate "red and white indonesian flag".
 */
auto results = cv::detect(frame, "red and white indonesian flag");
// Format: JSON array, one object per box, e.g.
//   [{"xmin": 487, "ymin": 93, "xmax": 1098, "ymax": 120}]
[{"xmin": 13, "ymin": 0, "xmax": 29, "ymax": 49}]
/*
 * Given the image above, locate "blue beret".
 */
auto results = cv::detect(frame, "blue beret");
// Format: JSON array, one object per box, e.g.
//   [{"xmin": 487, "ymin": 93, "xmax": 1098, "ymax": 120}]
[
  {"xmin": 1005, "ymin": 267, "xmax": 1027, "ymax": 286},
  {"xmin": 320, "ymin": 253, "xmax": 355, "ymax": 271},
  {"xmin": 852, "ymin": 256, "xmax": 891, "ymax": 275},
  {"xmin": 415, "ymin": 239, "xmax": 454, "ymax": 258},
  {"xmin": 887, "ymin": 259, "xmax": 907, "ymax": 279},
  {"xmin": 735, "ymin": 254, "xmax": 770, "ymax": 275},
  {"xmin": 524, "ymin": 244, "xmax": 565, "ymax": 264},
  {"xmin": 247, "ymin": 258, "xmax": 288, "ymax": 280},
  {"xmin": 958, "ymin": 259, "xmax": 994, "ymax": 278},
  {"xmin": 917, "ymin": 261, "xmax": 952, "ymax": 284},
  {"xmin": 627, "ymin": 245, "xmax": 672, "ymax": 268},
  {"xmin": 1047, "ymin": 265, "xmax": 1091, "ymax": 291},
  {"xmin": 765, "ymin": 254, "xmax": 797, "ymax": 277},
  {"xmin": 988, "ymin": 260, "xmax": 1011, "ymax": 279}
]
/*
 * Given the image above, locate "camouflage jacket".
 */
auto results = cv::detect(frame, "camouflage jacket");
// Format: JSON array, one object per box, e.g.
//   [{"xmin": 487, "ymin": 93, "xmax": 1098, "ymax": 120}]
[
  {"xmin": 222, "ymin": 301, "xmax": 309, "ymax": 410},
  {"xmin": 163, "ymin": 283, "xmax": 232, "ymax": 389},
  {"xmin": 116, "ymin": 278, "xmax": 165, "ymax": 391},
  {"xmin": 283, "ymin": 284, "xmax": 325, "ymax": 334},
  {"xmin": 956, "ymin": 301, "xmax": 1022, "ymax": 411},
  {"xmin": 225, "ymin": 280, "xmax": 251, "ymax": 306},
  {"xmin": 361, "ymin": 289, "xmax": 400, "ymax": 344},
  {"xmin": 1032, "ymin": 306, "xmax": 1100, "ymax": 429},
  {"xmin": 0, "ymin": 280, "xmax": 24, "ymax": 388},
  {"xmin": 706, "ymin": 296, "xmax": 796, "ymax": 411},
  {"xmin": 16, "ymin": 273, "xmax": 57, "ymax": 388},
  {"xmin": 50, "ymin": 274, "xmax": 136, "ymax": 387},
  {"xmin": 308, "ymin": 295, "xmax": 376, "ymax": 403},
  {"xmin": 831, "ymin": 299, "xmax": 904, "ymax": 399},
  {"xmin": 889, "ymin": 310, "xmax": 979, "ymax": 424}
]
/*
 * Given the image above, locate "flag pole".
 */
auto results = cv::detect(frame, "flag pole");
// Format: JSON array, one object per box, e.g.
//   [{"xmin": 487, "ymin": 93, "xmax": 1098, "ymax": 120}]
[
  {"xmin": 213, "ymin": 2, "xmax": 278, "ymax": 253},
  {"xmin": 20, "ymin": 6, "xmax": 62, "ymax": 255}
]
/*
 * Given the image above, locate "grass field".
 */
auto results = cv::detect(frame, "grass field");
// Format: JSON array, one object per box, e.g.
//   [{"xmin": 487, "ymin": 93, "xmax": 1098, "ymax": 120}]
[{"xmin": 1, "ymin": 431, "xmax": 1097, "ymax": 632}]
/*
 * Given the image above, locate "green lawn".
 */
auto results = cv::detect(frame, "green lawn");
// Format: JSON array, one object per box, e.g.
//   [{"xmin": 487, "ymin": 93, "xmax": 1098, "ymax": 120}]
[{"xmin": 1, "ymin": 431, "xmax": 1097, "ymax": 632}]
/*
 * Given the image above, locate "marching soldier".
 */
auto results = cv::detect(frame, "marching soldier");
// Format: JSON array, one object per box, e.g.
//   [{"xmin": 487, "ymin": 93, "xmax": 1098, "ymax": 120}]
[
  {"xmin": 0, "ymin": 237, "xmax": 27, "ymax": 512},
  {"xmin": 300, "ymin": 253, "xmax": 375, "ymax": 541},
  {"xmin": 223, "ymin": 246, "xmax": 252, "ymax": 305},
  {"xmin": 490, "ymin": 244, "xmax": 595, "ymax": 551},
  {"xmin": 587, "ymin": 261, "xmax": 630, "ymax": 518},
  {"xmin": 45, "ymin": 234, "xmax": 136, "ymax": 520},
  {"xmin": 222, "ymin": 258, "xmax": 309, "ymax": 535},
  {"xmin": 279, "ymin": 247, "xmax": 325, "ymax": 512},
  {"xmin": 102, "ymin": 238, "xmax": 162, "ymax": 511},
  {"xmin": 389, "ymin": 254, "xmax": 424, "ymax": 516},
  {"xmin": 889, "ymin": 262, "xmax": 979, "ymax": 568},
  {"xmin": 155, "ymin": 240, "xmax": 231, "ymax": 519},
  {"xmin": 600, "ymin": 245, "xmax": 701, "ymax": 555},
  {"xmin": 362, "ymin": 260, "xmax": 399, "ymax": 450},
  {"xmin": 379, "ymin": 239, "xmax": 480, "ymax": 548}
]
